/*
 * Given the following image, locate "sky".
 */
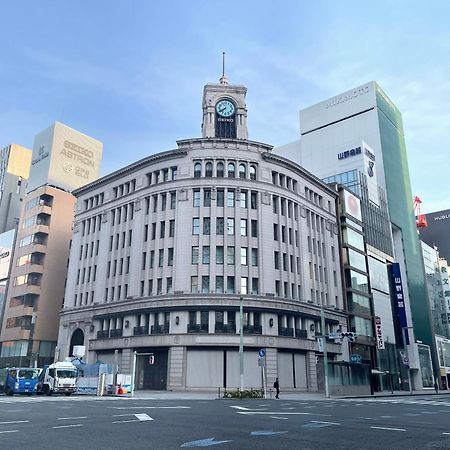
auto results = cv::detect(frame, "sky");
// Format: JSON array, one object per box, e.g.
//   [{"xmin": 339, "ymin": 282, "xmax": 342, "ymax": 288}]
[{"xmin": 1, "ymin": 1, "xmax": 449, "ymax": 213}]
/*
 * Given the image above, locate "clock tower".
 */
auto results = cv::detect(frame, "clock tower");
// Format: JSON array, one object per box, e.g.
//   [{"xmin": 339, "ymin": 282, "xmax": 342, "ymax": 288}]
[{"xmin": 201, "ymin": 63, "xmax": 248, "ymax": 140}]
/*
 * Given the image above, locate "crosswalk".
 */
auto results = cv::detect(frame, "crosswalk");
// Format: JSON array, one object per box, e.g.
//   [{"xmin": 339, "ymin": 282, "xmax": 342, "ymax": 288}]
[{"xmin": 337, "ymin": 396, "xmax": 450, "ymax": 407}]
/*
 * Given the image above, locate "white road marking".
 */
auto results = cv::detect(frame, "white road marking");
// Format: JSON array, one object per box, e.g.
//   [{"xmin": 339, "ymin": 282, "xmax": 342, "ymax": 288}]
[
  {"xmin": 230, "ymin": 406, "xmax": 266, "ymax": 411},
  {"xmin": 311, "ymin": 421, "xmax": 341, "ymax": 425},
  {"xmin": 237, "ymin": 411, "xmax": 313, "ymax": 415},
  {"xmin": 112, "ymin": 419, "xmax": 139, "ymax": 424},
  {"xmin": 135, "ymin": 413, "xmax": 153, "ymax": 421},
  {"xmin": 110, "ymin": 406, "xmax": 190, "ymax": 410},
  {"xmin": 0, "ymin": 420, "xmax": 29, "ymax": 425},
  {"xmin": 442, "ymin": 432, "xmax": 450, "ymax": 435},
  {"xmin": 370, "ymin": 426, "xmax": 406, "ymax": 432},
  {"xmin": 0, "ymin": 430, "xmax": 18, "ymax": 434},
  {"xmin": 53, "ymin": 424, "xmax": 84, "ymax": 429},
  {"xmin": 58, "ymin": 416, "xmax": 87, "ymax": 420},
  {"xmin": 271, "ymin": 416, "xmax": 289, "ymax": 420}
]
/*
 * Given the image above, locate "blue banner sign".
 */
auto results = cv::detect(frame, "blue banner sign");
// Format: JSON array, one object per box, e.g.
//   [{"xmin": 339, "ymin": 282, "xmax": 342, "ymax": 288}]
[{"xmin": 389, "ymin": 262, "xmax": 409, "ymax": 346}]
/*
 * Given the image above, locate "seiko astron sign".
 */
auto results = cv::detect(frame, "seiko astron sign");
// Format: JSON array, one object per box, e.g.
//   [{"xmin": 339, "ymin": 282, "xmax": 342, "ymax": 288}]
[{"xmin": 28, "ymin": 122, "xmax": 103, "ymax": 193}]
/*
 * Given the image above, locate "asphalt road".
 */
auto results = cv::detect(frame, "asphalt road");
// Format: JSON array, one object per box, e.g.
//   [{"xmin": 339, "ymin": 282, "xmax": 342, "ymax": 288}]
[{"xmin": 1, "ymin": 394, "xmax": 450, "ymax": 449}]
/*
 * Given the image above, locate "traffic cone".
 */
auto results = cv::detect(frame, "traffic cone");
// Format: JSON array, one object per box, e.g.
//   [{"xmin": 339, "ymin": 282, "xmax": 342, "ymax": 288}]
[{"xmin": 118, "ymin": 383, "xmax": 123, "ymax": 395}]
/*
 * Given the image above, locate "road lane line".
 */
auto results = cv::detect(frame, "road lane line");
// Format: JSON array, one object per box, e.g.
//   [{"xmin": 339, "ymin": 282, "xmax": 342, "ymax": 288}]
[
  {"xmin": 58, "ymin": 417, "xmax": 87, "ymax": 420},
  {"xmin": 0, "ymin": 420, "xmax": 29, "ymax": 425},
  {"xmin": 271, "ymin": 416, "xmax": 289, "ymax": 420},
  {"xmin": 0, "ymin": 430, "xmax": 18, "ymax": 434},
  {"xmin": 311, "ymin": 421, "xmax": 341, "ymax": 425},
  {"xmin": 370, "ymin": 426, "xmax": 406, "ymax": 432},
  {"xmin": 112, "ymin": 420, "xmax": 139, "ymax": 424},
  {"xmin": 135, "ymin": 414, "xmax": 153, "ymax": 421},
  {"xmin": 53, "ymin": 424, "xmax": 84, "ymax": 429},
  {"xmin": 109, "ymin": 406, "xmax": 190, "ymax": 410}
]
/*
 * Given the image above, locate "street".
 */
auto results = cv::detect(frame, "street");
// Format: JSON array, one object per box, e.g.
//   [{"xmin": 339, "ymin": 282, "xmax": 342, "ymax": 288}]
[{"xmin": 1, "ymin": 394, "xmax": 450, "ymax": 449}]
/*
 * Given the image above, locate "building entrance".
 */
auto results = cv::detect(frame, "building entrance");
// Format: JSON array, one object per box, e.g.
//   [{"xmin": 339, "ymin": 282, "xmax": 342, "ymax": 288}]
[{"xmin": 135, "ymin": 350, "xmax": 168, "ymax": 390}]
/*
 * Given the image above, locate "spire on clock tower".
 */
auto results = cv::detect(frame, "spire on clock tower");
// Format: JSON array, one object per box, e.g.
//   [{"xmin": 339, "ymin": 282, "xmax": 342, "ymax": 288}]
[{"xmin": 201, "ymin": 54, "xmax": 248, "ymax": 140}]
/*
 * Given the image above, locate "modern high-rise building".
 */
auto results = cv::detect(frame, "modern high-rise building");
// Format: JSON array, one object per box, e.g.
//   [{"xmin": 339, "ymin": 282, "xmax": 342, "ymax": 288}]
[
  {"xmin": 276, "ymin": 82, "xmax": 428, "ymax": 389},
  {"xmin": 0, "ymin": 144, "xmax": 32, "ymax": 233},
  {"xmin": 56, "ymin": 76, "xmax": 348, "ymax": 392},
  {"xmin": 0, "ymin": 123, "xmax": 103, "ymax": 367}
]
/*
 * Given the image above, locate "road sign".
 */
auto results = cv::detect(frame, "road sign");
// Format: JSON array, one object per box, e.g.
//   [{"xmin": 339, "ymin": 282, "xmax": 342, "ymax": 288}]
[
  {"xmin": 258, "ymin": 357, "xmax": 265, "ymax": 367},
  {"xmin": 350, "ymin": 354, "xmax": 362, "ymax": 364},
  {"xmin": 317, "ymin": 337, "xmax": 324, "ymax": 352},
  {"xmin": 329, "ymin": 332, "xmax": 343, "ymax": 339},
  {"xmin": 148, "ymin": 354, "xmax": 155, "ymax": 365},
  {"xmin": 258, "ymin": 349, "xmax": 266, "ymax": 357}
]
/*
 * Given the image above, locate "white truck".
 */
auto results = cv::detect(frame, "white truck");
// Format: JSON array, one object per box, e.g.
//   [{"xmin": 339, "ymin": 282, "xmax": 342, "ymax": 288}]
[{"xmin": 36, "ymin": 361, "xmax": 78, "ymax": 396}]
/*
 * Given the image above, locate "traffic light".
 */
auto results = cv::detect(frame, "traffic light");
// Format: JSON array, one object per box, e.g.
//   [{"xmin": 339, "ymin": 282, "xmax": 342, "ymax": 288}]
[{"xmin": 340, "ymin": 332, "xmax": 357, "ymax": 342}]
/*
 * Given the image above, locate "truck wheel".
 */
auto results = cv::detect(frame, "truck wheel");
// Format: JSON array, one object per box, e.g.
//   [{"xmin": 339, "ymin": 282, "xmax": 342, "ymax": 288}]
[
  {"xmin": 43, "ymin": 385, "xmax": 52, "ymax": 396},
  {"xmin": 65, "ymin": 392, "xmax": 72, "ymax": 396}
]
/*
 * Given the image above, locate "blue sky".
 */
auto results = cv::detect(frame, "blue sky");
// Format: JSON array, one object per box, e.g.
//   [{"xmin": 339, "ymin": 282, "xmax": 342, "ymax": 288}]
[{"xmin": 1, "ymin": 1, "xmax": 449, "ymax": 213}]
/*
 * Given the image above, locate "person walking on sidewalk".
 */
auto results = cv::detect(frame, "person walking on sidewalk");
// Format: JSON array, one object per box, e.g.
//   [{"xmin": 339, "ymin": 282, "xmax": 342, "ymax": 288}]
[{"xmin": 274, "ymin": 378, "xmax": 280, "ymax": 399}]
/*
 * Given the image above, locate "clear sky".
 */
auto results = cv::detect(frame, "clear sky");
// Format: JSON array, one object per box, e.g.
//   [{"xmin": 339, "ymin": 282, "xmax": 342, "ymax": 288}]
[{"xmin": 1, "ymin": 1, "xmax": 448, "ymax": 213}]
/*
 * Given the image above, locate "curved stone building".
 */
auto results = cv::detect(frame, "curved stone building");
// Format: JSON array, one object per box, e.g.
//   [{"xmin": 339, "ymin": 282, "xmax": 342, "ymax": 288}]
[{"xmin": 57, "ymin": 76, "xmax": 346, "ymax": 391}]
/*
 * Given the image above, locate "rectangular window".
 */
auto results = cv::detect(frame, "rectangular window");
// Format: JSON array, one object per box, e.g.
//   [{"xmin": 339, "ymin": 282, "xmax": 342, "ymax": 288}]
[
  {"xmin": 150, "ymin": 250, "xmax": 155, "ymax": 268},
  {"xmin": 274, "ymin": 251, "xmax": 280, "ymax": 270},
  {"xmin": 193, "ymin": 218, "xmax": 200, "ymax": 235},
  {"xmin": 160, "ymin": 221, "xmax": 165, "ymax": 238},
  {"xmin": 153, "ymin": 195, "xmax": 158, "ymax": 213},
  {"xmin": 168, "ymin": 248, "xmax": 174, "ymax": 266},
  {"xmin": 191, "ymin": 276, "xmax": 199, "ymax": 293},
  {"xmin": 158, "ymin": 249, "xmax": 164, "ymax": 267},
  {"xmin": 167, "ymin": 277, "xmax": 173, "ymax": 294},
  {"xmin": 216, "ymin": 246, "xmax": 224, "ymax": 264},
  {"xmin": 273, "ymin": 224, "xmax": 278, "ymax": 241},
  {"xmin": 251, "ymin": 278, "xmax": 259, "ymax": 294},
  {"xmin": 202, "ymin": 246, "xmax": 210, "ymax": 264},
  {"xmin": 227, "ymin": 218, "xmax": 235, "ymax": 235},
  {"xmin": 250, "ymin": 191, "xmax": 257, "ymax": 209},
  {"xmin": 216, "ymin": 217, "xmax": 224, "ymax": 235},
  {"xmin": 202, "ymin": 276, "xmax": 210, "ymax": 293},
  {"xmin": 240, "ymin": 277, "xmax": 248, "ymax": 295},
  {"xmin": 161, "ymin": 193, "xmax": 167, "ymax": 211},
  {"xmin": 148, "ymin": 279, "xmax": 153, "ymax": 296},
  {"xmin": 227, "ymin": 190, "xmax": 235, "ymax": 207},
  {"xmin": 151, "ymin": 223, "xmax": 156, "ymax": 240},
  {"xmin": 227, "ymin": 276, "xmax": 235, "ymax": 294},
  {"xmin": 204, "ymin": 189, "xmax": 211, "ymax": 207},
  {"xmin": 240, "ymin": 247, "xmax": 248, "ymax": 266},
  {"xmin": 157, "ymin": 278, "xmax": 162, "ymax": 295},
  {"xmin": 227, "ymin": 246, "xmax": 235, "ymax": 265},
  {"xmin": 240, "ymin": 191, "xmax": 247, "ymax": 208},
  {"xmin": 203, "ymin": 217, "xmax": 211, "ymax": 235},
  {"xmin": 251, "ymin": 248, "xmax": 258, "ymax": 266},
  {"xmin": 192, "ymin": 246, "xmax": 199, "ymax": 264},
  {"xmin": 142, "ymin": 252, "xmax": 146, "ymax": 270},
  {"xmin": 240, "ymin": 219, "xmax": 247, "ymax": 236},
  {"xmin": 251, "ymin": 220, "xmax": 258, "ymax": 237},
  {"xmin": 283, "ymin": 253, "xmax": 287, "ymax": 271},
  {"xmin": 170, "ymin": 192, "xmax": 176, "ymax": 209},
  {"xmin": 217, "ymin": 189, "xmax": 224, "ymax": 207},
  {"xmin": 193, "ymin": 189, "xmax": 201, "ymax": 207},
  {"xmin": 216, "ymin": 276, "xmax": 224, "ymax": 294},
  {"xmin": 169, "ymin": 219, "xmax": 175, "ymax": 237}
]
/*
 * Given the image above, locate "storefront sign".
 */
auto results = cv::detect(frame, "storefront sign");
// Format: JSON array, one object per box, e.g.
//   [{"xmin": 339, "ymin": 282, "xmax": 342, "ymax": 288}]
[
  {"xmin": 389, "ymin": 263, "xmax": 410, "ymax": 345},
  {"xmin": 375, "ymin": 316, "xmax": 385, "ymax": 349}
]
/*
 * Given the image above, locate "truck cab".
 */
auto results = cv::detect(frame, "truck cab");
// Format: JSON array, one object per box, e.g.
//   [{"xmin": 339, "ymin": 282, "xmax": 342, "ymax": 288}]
[
  {"xmin": 36, "ymin": 361, "xmax": 78, "ymax": 396},
  {"xmin": 5, "ymin": 368, "xmax": 41, "ymax": 396}
]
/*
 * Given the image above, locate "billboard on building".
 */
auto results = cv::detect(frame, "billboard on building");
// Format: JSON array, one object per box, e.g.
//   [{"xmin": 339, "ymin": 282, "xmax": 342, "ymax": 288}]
[
  {"xmin": 420, "ymin": 209, "xmax": 450, "ymax": 262},
  {"xmin": 343, "ymin": 189, "xmax": 362, "ymax": 222},
  {"xmin": 28, "ymin": 122, "xmax": 103, "ymax": 193},
  {"xmin": 0, "ymin": 229, "xmax": 16, "ymax": 281}
]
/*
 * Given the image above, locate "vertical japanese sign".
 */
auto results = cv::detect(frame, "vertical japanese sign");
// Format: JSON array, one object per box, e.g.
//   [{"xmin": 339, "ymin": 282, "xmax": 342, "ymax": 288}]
[
  {"xmin": 389, "ymin": 262, "xmax": 409, "ymax": 346},
  {"xmin": 438, "ymin": 261, "xmax": 450, "ymax": 323},
  {"xmin": 374, "ymin": 316, "xmax": 385, "ymax": 349}
]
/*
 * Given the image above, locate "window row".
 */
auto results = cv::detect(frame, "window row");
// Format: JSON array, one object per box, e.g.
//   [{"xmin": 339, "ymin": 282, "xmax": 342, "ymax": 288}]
[
  {"xmin": 194, "ymin": 160, "xmax": 257, "ymax": 180},
  {"xmin": 273, "ymin": 223, "xmax": 299, "ymax": 246},
  {"xmin": 80, "ymin": 240, "xmax": 100, "ymax": 259},
  {"xmin": 83, "ymin": 192, "xmax": 104, "ymax": 211},
  {"xmin": 271, "ymin": 171, "xmax": 298, "ymax": 193},
  {"xmin": 191, "ymin": 275, "xmax": 258, "ymax": 295},
  {"xmin": 76, "ymin": 265, "xmax": 98, "ymax": 284},
  {"xmin": 81, "ymin": 214, "xmax": 102, "ymax": 236},
  {"xmin": 272, "ymin": 195, "xmax": 299, "ymax": 220},
  {"xmin": 111, "ymin": 203, "xmax": 134, "ymax": 226},
  {"xmin": 304, "ymin": 186, "xmax": 323, "ymax": 207},
  {"xmin": 274, "ymin": 251, "xmax": 301, "ymax": 274},
  {"xmin": 193, "ymin": 218, "xmax": 258, "ymax": 237},
  {"xmin": 19, "ymin": 232, "xmax": 47, "ymax": 248},
  {"xmin": 193, "ymin": 188, "xmax": 257, "ymax": 209},
  {"xmin": 144, "ymin": 191, "xmax": 177, "ymax": 214},
  {"xmin": 141, "ymin": 248, "xmax": 174, "ymax": 270},
  {"xmin": 25, "ymin": 193, "xmax": 53, "ymax": 210},
  {"xmin": 143, "ymin": 220, "xmax": 176, "ymax": 241},
  {"xmin": 109, "ymin": 230, "xmax": 133, "ymax": 251},
  {"xmin": 192, "ymin": 246, "xmax": 258, "ymax": 266},
  {"xmin": 147, "ymin": 166, "xmax": 178, "ymax": 185},
  {"xmin": 113, "ymin": 179, "xmax": 136, "ymax": 199}
]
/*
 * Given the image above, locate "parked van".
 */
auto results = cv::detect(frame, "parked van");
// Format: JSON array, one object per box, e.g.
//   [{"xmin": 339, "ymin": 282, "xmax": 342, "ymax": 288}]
[
  {"xmin": 36, "ymin": 361, "xmax": 78, "ymax": 396},
  {"xmin": 4, "ymin": 368, "xmax": 41, "ymax": 395}
]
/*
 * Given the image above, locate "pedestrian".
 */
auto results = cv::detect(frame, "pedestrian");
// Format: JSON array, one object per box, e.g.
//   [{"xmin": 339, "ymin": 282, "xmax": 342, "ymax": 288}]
[
  {"xmin": 434, "ymin": 380, "xmax": 439, "ymax": 394},
  {"xmin": 273, "ymin": 378, "xmax": 280, "ymax": 399}
]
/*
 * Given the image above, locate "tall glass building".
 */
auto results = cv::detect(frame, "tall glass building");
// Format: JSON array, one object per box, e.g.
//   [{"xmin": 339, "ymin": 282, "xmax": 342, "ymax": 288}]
[{"xmin": 276, "ymin": 81, "xmax": 430, "ymax": 389}]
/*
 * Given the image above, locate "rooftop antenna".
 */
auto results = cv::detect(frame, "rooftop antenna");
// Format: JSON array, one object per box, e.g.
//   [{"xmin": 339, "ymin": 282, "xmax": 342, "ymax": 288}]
[{"xmin": 219, "ymin": 51, "xmax": 229, "ymax": 85}]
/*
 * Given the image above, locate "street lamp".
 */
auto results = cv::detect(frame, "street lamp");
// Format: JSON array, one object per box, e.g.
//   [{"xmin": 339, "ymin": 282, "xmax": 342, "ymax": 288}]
[{"xmin": 239, "ymin": 295, "xmax": 244, "ymax": 391}]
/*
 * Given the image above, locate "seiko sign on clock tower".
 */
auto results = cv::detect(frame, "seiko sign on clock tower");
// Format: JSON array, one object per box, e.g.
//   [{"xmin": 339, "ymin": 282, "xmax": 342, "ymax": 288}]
[{"xmin": 201, "ymin": 72, "xmax": 248, "ymax": 140}]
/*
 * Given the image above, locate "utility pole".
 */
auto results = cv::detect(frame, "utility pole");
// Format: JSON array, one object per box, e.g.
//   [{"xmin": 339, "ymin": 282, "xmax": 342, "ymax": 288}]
[
  {"xmin": 320, "ymin": 306, "xmax": 330, "ymax": 398},
  {"xmin": 239, "ymin": 295, "xmax": 244, "ymax": 391}
]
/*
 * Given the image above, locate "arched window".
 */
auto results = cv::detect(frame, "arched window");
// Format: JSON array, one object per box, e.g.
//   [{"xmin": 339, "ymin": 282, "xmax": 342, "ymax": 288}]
[
  {"xmin": 194, "ymin": 162, "xmax": 202, "ymax": 178},
  {"xmin": 228, "ymin": 162, "xmax": 235, "ymax": 178},
  {"xmin": 239, "ymin": 164, "xmax": 246, "ymax": 179},
  {"xmin": 205, "ymin": 162, "xmax": 213, "ymax": 178},
  {"xmin": 216, "ymin": 162, "xmax": 224, "ymax": 178},
  {"xmin": 250, "ymin": 165, "xmax": 256, "ymax": 180}
]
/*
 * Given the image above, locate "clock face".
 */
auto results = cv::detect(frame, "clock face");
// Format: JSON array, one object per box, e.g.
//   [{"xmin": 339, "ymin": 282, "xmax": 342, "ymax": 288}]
[{"xmin": 216, "ymin": 100, "xmax": 235, "ymax": 117}]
